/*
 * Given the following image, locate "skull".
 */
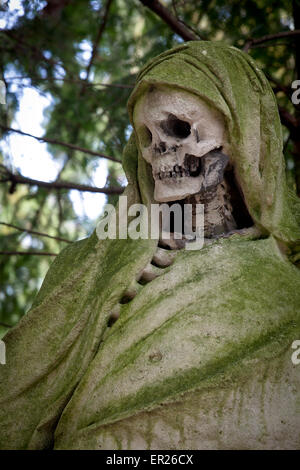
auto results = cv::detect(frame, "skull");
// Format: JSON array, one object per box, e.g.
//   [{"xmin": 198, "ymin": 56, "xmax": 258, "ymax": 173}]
[{"xmin": 133, "ymin": 86, "xmax": 229, "ymax": 202}]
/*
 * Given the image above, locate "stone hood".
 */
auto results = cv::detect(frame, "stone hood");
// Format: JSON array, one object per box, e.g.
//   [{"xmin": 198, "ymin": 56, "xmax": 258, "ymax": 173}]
[
  {"xmin": 126, "ymin": 41, "xmax": 300, "ymax": 249},
  {"xmin": 1, "ymin": 42, "xmax": 300, "ymax": 450}
]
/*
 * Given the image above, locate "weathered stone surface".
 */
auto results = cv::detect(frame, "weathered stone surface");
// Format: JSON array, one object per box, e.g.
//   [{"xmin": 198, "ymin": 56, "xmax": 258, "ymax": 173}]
[
  {"xmin": 1, "ymin": 41, "xmax": 300, "ymax": 450},
  {"xmin": 54, "ymin": 237, "xmax": 300, "ymax": 449}
]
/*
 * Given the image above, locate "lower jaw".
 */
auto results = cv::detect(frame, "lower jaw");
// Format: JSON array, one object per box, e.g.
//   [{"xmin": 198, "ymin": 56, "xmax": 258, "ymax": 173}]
[
  {"xmin": 156, "ymin": 171, "xmax": 254, "ymax": 250},
  {"xmin": 154, "ymin": 176, "xmax": 202, "ymax": 203}
]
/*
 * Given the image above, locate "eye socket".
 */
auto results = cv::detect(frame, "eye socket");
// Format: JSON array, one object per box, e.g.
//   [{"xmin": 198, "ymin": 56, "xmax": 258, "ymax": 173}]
[
  {"xmin": 160, "ymin": 114, "xmax": 191, "ymax": 139},
  {"xmin": 137, "ymin": 125, "xmax": 152, "ymax": 148}
]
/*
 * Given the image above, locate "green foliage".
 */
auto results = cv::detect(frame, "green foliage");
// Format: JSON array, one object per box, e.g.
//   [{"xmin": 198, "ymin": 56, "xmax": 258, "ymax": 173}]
[{"xmin": 0, "ymin": 0, "xmax": 298, "ymax": 327}]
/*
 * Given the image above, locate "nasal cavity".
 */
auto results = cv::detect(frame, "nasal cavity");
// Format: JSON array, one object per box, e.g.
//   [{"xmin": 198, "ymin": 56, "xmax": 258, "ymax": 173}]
[{"xmin": 159, "ymin": 142, "xmax": 166, "ymax": 153}]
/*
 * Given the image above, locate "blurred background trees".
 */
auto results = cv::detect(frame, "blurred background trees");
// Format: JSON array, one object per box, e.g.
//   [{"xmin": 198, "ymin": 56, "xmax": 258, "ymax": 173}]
[{"xmin": 0, "ymin": 0, "xmax": 299, "ymax": 335}]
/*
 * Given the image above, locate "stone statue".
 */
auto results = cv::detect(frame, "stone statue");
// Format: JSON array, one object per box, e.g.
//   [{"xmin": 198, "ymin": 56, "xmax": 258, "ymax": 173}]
[{"xmin": 1, "ymin": 41, "xmax": 300, "ymax": 450}]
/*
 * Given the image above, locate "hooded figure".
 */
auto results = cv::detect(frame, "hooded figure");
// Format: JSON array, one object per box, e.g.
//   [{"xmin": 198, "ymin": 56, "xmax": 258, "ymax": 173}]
[{"xmin": 1, "ymin": 42, "xmax": 300, "ymax": 450}]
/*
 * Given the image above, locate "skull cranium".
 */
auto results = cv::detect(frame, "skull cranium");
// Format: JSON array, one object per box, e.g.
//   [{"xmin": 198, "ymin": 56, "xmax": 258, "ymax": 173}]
[{"xmin": 133, "ymin": 85, "xmax": 229, "ymax": 202}]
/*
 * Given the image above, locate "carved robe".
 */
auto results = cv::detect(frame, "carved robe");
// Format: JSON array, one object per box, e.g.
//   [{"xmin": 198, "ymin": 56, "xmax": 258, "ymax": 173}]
[{"xmin": 1, "ymin": 41, "xmax": 300, "ymax": 450}]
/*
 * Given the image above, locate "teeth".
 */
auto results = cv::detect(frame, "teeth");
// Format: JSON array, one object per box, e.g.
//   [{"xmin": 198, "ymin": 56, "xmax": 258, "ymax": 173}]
[{"xmin": 156, "ymin": 156, "xmax": 201, "ymax": 180}]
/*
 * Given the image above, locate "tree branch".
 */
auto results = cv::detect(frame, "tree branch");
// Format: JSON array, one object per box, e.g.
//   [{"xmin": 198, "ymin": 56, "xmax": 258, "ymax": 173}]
[
  {"xmin": 0, "ymin": 124, "xmax": 122, "ymax": 163},
  {"xmin": 171, "ymin": 0, "xmax": 203, "ymax": 40},
  {"xmin": 0, "ymin": 29, "xmax": 68, "ymax": 77},
  {"xmin": 266, "ymin": 73, "xmax": 292, "ymax": 98},
  {"xmin": 0, "ymin": 221, "xmax": 72, "ymax": 243},
  {"xmin": 85, "ymin": 0, "xmax": 114, "ymax": 82},
  {"xmin": 4, "ymin": 76, "xmax": 134, "ymax": 89},
  {"xmin": 293, "ymin": 1, "xmax": 300, "ymax": 81},
  {"xmin": 244, "ymin": 29, "xmax": 300, "ymax": 52},
  {"xmin": 278, "ymin": 106, "xmax": 299, "ymax": 133},
  {"xmin": 0, "ymin": 164, "xmax": 124, "ymax": 195},
  {"xmin": 41, "ymin": 0, "xmax": 72, "ymax": 19},
  {"xmin": 0, "ymin": 322, "xmax": 12, "ymax": 328},
  {"xmin": 139, "ymin": 0, "xmax": 199, "ymax": 41},
  {"xmin": 0, "ymin": 251, "xmax": 57, "ymax": 256},
  {"xmin": 52, "ymin": 0, "xmax": 114, "ymax": 178}
]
